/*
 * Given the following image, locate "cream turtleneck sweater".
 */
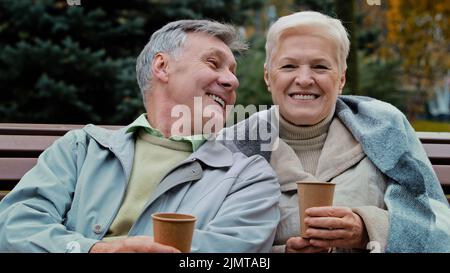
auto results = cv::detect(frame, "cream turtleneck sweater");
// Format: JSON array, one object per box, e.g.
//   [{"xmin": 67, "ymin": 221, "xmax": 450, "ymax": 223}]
[
  {"xmin": 279, "ymin": 107, "xmax": 335, "ymax": 175},
  {"xmin": 272, "ymin": 106, "xmax": 389, "ymax": 253}
]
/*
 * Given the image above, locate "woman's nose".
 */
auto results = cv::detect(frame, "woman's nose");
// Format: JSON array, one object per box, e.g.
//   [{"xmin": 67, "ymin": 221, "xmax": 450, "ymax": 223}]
[{"xmin": 295, "ymin": 67, "xmax": 314, "ymax": 87}]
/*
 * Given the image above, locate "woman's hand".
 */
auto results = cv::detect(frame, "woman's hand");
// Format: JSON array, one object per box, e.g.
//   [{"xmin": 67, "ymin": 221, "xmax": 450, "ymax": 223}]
[
  {"xmin": 304, "ymin": 206, "xmax": 369, "ymax": 250},
  {"xmin": 285, "ymin": 237, "xmax": 330, "ymax": 253}
]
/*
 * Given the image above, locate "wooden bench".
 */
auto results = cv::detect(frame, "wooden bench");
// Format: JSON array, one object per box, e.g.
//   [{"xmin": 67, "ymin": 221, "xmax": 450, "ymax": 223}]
[
  {"xmin": 0, "ymin": 123, "xmax": 122, "ymax": 201},
  {"xmin": 0, "ymin": 123, "xmax": 449, "ymax": 203},
  {"xmin": 416, "ymin": 132, "xmax": 450, "ymax": 203}
]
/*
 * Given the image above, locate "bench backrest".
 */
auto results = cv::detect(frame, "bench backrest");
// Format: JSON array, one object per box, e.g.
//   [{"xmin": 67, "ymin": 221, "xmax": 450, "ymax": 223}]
[
  {"xmin": 415, "ymin": 132, "xmax": 450, "ymax": 202},
  {"xmin": 1, "ymin": 124, "xmax": 450, "ymax": 202},
  {"xmin": 0, "ymin": 123, "xmax": 121, "ymax": 200}
]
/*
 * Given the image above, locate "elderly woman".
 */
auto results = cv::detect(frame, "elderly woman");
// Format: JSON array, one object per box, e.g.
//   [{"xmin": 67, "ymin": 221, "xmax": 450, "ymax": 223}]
[{"xmin": 222, "ymin": 11, "xmax": 450, "ymax": 253}]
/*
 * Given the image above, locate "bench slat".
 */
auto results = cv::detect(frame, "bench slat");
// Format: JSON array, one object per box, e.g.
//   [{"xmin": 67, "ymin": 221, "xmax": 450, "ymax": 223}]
[
  {"xmin": 0, "ymin": 123, "xmax": 122, "ymax": 136},
  {"xmin": 0, "ymin": 191, "xmax": 8, "ymax": 201},
  {"xmin": 0, "ymin": 123, "xmax": 84, "ymax": 136},
  {"xmin": 0, "ymin": 135, "xmax": 59, "ymax": 155},
  {"xmin": 0, "ymin": 158, "xmax": 38, "ymax": 181},
  {"xmin": 433, "ymin": 165, "xmax": 450, "ymax": 186},
  {"xmin": 422, "ymin": 143, "xmax": 450, "ymax": 162},
  {"xmin": 417, "ymin": 132, "xmax": 450, "ymax": 144}
]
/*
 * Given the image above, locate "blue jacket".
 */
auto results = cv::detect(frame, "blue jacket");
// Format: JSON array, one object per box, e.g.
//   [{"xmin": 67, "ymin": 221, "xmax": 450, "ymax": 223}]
[{"xmin": 0, "ymin": 124, "xmax": 280, "ymax": 253}]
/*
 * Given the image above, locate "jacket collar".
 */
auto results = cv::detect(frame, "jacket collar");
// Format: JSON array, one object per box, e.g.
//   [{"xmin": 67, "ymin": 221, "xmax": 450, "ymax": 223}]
[
  {"xmin": 83, "ymin": 124, "xmax": 135, "ymax": 180},
  {"xmin": 82, "ymin": 124, "xmax": 234, "ymax": 171},
  {"xmin": 188, "ymin": 138, "xmax": 234, "ymax": 168}
]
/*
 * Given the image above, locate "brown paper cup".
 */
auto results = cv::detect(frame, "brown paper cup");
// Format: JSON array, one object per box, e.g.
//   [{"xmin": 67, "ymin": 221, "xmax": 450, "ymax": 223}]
[
  {"xmin": 297, "ymin": 181, "xmax": 335, "ymax": 238},
  {"xmin": 152, "ymin": 212, "xmax": 196, "ymax": 253}
]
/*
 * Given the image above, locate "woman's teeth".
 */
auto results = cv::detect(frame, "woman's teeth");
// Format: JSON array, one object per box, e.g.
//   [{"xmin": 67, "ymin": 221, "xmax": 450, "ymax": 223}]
[{"xmin": 291, "ymin": 94, "xmax": 316, "ymax": 100}]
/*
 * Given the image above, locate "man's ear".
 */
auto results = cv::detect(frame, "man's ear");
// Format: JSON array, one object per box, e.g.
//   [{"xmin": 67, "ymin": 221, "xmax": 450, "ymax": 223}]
[
  {"xmin": 338, "ymin": 70, "xmax": 346, "ymax": 94},
  {"xmin": 151, "ymin": 53, "xmax": 169, "ymax": 83},
  {"xmin": 264, "ymin": 63, "xmax": 271, "ymax": 93}
]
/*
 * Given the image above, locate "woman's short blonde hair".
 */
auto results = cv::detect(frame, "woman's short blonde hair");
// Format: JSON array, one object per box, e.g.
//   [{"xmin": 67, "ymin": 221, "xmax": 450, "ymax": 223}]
[{"xmin": 265, "ymin": 11, "xmax": 350, "ymax": 73}]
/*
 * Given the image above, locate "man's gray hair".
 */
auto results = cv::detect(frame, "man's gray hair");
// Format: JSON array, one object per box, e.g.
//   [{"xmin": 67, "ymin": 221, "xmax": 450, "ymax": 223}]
[{"xmin": 136, "ymin": 20, "xmax": 248, "ymax": 100}]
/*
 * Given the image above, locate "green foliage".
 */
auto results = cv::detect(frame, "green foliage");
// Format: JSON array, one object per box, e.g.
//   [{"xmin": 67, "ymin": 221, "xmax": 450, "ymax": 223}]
[
  {"xmin": 1, "ymin": 0, "xmax": 438, "ymax": 127},
  {"xmin": 0, "ymin": 0, "xmax": 145, "ymax": 124},
  {"xmin": 236, "ymin": 37, "xmax": 272, "ymax": 107},
  {"xmin": 0, "ymin": 0, "xmax": 265, "ymax": 124},
  {"xmin": 356, "ymin": 53, "xmax": 409, "ymax": 114},
  {"xmin": 293, "ymin": 0, "xmax": 335, "ymax": 15},
  {"xmin": 411, "ymin": 120, "xmax": 450, "ymax": 132}
]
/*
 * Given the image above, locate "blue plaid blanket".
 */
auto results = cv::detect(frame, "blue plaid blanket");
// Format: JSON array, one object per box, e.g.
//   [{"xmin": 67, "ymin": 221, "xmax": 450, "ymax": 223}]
[{"xmin": 223, "ymin": 95, "xmax": 450, "ymax": 252}]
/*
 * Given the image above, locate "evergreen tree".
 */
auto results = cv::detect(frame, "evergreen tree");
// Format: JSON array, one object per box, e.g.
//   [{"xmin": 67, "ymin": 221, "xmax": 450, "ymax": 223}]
[
  {"xmin": 335, "ymin": 0, "xmax": 359, "ymax": 95},
  {"xmin": 236, "ymin": 36, "xmax": 272, "ymax": 108},
  {"xmin": 0, "ymin": 0, "xmax": 264, "ymax": 124},
  {"xmin": 293, "ymin": 0, "xmax": 335, "ymax": 16}
]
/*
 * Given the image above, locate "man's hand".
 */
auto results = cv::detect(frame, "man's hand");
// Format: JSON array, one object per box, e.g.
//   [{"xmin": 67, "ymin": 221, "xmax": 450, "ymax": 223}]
[
  {"xmin": 285, "ymin": 237, "xmax": 330, "ymax": 253},
  {"xmin": 304, "ymin": 206, "xmax": 369, "ymax": 250},
  {"xmin": 89, "ymin": 236, "xmax": 181, "ymax": 253}
]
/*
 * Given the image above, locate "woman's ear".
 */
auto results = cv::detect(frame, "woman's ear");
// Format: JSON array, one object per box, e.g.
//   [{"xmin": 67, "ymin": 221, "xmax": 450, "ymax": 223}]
[
  {"xmin": 264, "ymin": 63, "xmax": 271, "ymax": 92},
  {"xmin": 151, "ymin": 53, "xmax": 169, "ymax": 83},
  {"xmin": 338, "ymin": 70, "xmax": 346, "ymax": 94}
]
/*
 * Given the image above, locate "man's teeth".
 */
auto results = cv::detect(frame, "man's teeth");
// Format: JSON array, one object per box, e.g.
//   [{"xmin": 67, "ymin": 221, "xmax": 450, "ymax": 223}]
[
  {"xmin": 208, "ymin": 94, "xmax": 225, "ymax": 108},
  {"xmin": 291, "ymin": 94, "xmax": 316, "ymax": 100}
]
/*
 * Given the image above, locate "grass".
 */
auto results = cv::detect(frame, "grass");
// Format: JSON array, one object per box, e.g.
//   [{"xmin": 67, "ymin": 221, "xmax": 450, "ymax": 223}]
[{"xmin": 411, "ymin": 120, "xmax": 450, "ymax": 132}]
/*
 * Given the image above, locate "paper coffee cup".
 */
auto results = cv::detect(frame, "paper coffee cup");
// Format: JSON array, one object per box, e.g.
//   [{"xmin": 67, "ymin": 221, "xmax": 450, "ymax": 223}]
[
  {"xmin": 296, "ymin": 181, "xmax": 335, "ymax": 238},
  {"xmin": 152, "ymin": 212, "xmax": 196, "ymax": 253}
]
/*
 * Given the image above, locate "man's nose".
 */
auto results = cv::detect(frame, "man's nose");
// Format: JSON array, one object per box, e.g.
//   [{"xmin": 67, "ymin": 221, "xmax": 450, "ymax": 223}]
[
  {"xmin": 295, "ymin": 67, "xmax": 314, "ymax": 87},
  {"xmin": 219, "ymin": 71, "xmax": 239, "ymax": 92}
]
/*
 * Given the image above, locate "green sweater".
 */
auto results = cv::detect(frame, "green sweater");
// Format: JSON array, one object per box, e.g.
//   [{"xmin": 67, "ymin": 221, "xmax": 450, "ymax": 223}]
[
  {"xmin": 103, "ymin": 114, "xmax": 203, "ymax": 239},
  {"xmin": 104, "ymin": 130, "xmax": 192, "ymax": 239}
]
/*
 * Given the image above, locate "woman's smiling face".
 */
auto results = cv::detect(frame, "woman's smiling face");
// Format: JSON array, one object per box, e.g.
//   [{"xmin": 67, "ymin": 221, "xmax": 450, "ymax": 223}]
[{"xmin": 265, "ymin": 33, "xmax": 346, "ymax": 125}]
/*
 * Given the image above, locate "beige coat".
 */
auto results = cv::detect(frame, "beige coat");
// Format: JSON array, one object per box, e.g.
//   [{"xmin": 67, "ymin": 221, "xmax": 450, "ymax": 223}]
[{"xmin": 271, "ymin": 117, "xmax": 389, "ymax": 253}]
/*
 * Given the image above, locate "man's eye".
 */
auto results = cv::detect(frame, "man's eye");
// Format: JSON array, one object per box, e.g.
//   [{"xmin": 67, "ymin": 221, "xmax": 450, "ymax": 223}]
[{"xmin": 207, "ymin": 59, "xmax": 218, "ymax": 68}]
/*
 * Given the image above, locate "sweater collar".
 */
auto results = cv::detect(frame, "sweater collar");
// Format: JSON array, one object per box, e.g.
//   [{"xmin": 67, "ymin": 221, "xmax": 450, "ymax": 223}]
[
  {"xmin": 127, "ymin": 113, "xmax": 205, "ymax": 152},
  {"xmin": 279, "ymin": 105, "xmax": 335, "ymax": 140},
  {"xmin": 271, "ymin": 117, "xmax": 365, "ymax": 192}
]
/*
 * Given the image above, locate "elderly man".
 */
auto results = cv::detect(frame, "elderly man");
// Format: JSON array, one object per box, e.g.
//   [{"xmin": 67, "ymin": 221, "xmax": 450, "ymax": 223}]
[{"xmin": 0, "ymin": 20, "xmax": 280, "ymax": 253}]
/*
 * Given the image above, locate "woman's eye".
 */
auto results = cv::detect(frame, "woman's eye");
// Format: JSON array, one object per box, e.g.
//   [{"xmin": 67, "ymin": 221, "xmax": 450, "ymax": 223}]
[
  {"xmin": 314, "ymin": 65, "xmax": 329, "ymax": 70},
  {"xmin": 281, "ymin": 64, "xmax": 296, "ymax": 69}
]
